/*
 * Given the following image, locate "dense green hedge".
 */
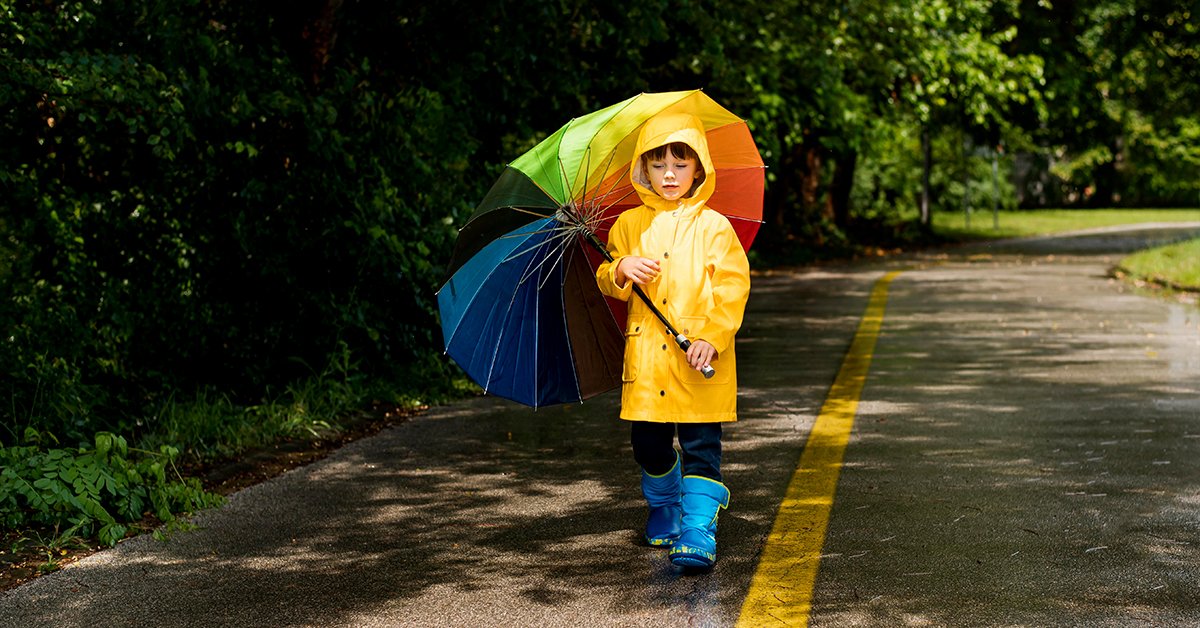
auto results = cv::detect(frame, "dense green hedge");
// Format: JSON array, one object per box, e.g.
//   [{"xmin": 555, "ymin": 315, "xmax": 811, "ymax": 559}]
[{"xmin": 1, "ymin": 3, "xmax": 468, "ymax": 441}]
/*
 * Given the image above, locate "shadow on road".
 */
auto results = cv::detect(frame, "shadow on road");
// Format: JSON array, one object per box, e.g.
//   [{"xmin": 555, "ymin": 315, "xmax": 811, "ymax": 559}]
[{"xmin": 3, "ymin": 225, "xmax": 1199, "ymax": 627}]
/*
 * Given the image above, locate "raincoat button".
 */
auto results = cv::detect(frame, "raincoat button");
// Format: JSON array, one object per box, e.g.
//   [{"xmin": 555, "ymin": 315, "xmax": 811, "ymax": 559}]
[
  {"xmin": 664, "ymin": 252, "xmax": 670, "ymax": 258},
  {"xmin": 662, "ymin": 344, "xmax": 667, "ymax": 350},
  {"xmin": 659, "ymin": 390, "xmax": 665, "ymax": 396},
  {"xmin": 682, "ymin": 329, "xmax": 689, "ymax": 334},
  {"xmin": 662, "ymin": 299, "xmax": 667, "ymax": 305}
]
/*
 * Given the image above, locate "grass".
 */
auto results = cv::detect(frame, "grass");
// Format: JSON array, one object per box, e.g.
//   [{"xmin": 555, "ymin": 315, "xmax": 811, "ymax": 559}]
[
  {"xmin": 933, "ymin": 208, "xmax": 1200, "ymax": 241},
  {"xmin": 1, "ymin": 365, "xmax": 468, "ymax": 594},
  {"xmin": 1117, "ymin": 237, "xmax": 1200, "ymax": 291},
  {"xmin": 932, "ymin": 207, "xmax": 1200, "ymax": 291}
]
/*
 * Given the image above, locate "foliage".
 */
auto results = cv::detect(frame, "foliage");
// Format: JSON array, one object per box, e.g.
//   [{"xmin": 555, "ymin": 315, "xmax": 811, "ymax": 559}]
[
  {"xmin": 1012, "ymin": 0, "xmax": 1200, "ymax": 207},
  {"xmin": 0, "ymin": 2, "xmax": 464, "ymax": 442},
  {"xmin": 0, "ymin": 1, "xmax": 1195, "ymax": 552},
  {"xmin": 0, "ymin": 430, "xmax": 225, "ymax": 546},
  {"xmin": 135, "ymin": 341, "xmax": 370, "ymax": 463}
]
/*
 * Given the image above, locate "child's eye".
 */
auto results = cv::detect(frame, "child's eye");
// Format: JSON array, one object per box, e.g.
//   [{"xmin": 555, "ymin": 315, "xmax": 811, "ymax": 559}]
[{"xmin": 650, "ymin": 162, "xmax": 665, "ymax": 169}]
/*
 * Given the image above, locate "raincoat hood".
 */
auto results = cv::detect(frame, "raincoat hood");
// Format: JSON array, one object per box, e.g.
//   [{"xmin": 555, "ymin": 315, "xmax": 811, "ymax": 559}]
[{"xmin": 630, "ymin": 113, "xmax": 716, "ymax": 212}]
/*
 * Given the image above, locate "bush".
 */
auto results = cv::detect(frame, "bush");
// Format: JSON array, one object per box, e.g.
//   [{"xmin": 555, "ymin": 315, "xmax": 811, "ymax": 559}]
[
  {"xmin": 0, "ymin": 2, "xmax": 466, "ymax": 440},
  {"xmin": 0, "ymin": 430, "xmax": 224, "ymax": 546}
]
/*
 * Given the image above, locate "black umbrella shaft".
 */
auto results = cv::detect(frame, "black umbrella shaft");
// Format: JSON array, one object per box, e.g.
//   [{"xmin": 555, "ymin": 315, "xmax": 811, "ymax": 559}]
[{"xmin": 580, "ymin": 226, "xmax": 715, "ymax": 379}]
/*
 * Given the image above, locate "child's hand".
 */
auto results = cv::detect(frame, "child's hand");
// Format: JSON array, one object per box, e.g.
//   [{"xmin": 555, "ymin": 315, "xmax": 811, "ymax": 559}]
[
  {"xmin": 616, "ymin": 256, "xmax": 661, "ymax": 286},
  {"xmin": 686, "ymin": 339, "xmax": 716, "ymax": 371}
]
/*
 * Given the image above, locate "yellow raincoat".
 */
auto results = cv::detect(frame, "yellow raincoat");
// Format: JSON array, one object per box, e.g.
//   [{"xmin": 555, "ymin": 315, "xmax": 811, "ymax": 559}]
[{"xmin": 596, "ymin": 113, "xmax": 751, "ymax": 423}]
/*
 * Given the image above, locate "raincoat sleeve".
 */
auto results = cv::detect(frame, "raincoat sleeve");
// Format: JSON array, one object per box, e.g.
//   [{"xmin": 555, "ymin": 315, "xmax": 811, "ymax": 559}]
[
  {"xmin": 696, "ymin": 219, "xmax": 750, "ymax": 355},
  {"xmin": 596, "ymin": 214, "xmax": 634, "ymax": 301}
]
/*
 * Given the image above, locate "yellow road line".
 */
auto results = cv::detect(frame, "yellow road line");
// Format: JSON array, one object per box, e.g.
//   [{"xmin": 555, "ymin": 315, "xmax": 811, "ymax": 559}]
[{"xmin": 737, "ymin": 270, "xmax": 903, "ymax": 627}]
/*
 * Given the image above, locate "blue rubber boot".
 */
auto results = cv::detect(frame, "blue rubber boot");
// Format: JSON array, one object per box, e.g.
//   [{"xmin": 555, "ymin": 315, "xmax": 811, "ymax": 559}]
[
  {"xmin": 641, "ymin": 452, "xmax": 682, "ymax": 547},
  {"xmin": 669, "ymin": 476, "xmax": 730, "ymax": 568}
]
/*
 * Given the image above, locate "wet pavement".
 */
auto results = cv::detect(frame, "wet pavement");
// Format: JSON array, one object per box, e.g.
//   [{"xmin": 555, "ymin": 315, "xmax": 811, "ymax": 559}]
[
  {"xmin": 810, "ymin": 225, "xmax": 1200, "ymax": 626},
  {"xmin": 2, "ymin": 223, "xmax": 1198, "ymax": 627}
]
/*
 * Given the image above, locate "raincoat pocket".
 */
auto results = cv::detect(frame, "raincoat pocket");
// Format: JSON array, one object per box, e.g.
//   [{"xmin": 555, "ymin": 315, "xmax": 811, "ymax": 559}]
[{"xmin": 623, "ymin": 317, "xmax": 647, "ymax": 382}]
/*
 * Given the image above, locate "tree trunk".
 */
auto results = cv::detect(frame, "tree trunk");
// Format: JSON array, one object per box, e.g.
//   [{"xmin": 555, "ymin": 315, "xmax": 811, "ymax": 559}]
[
  {"xmin": 304, "ymin": 0, "xmax": 345, "ymax": 85},
  {"xmin": 772, "ymin": 140, "xmax": 823, "ymax": 236},
  {"xmin": 826, "ymin": 150, "xmax": 857, "ymax": 229},
  {"xmin": 920, "ymin": 126, "xmax": 932, "ymax": 229},
  {"xmin": 797, "ymin": 143, "xmax": 823, "ymax": 217},
  {"xmin": 1091, "ymin": 139, "xmax": 1120, "ymax": 207}
]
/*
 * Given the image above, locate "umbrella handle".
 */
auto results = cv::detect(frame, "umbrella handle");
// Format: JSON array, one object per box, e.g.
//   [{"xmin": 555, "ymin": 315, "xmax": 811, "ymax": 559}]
[{"xmin": 675, "ymin": 335, "xmax": 717, "ymax": 379}]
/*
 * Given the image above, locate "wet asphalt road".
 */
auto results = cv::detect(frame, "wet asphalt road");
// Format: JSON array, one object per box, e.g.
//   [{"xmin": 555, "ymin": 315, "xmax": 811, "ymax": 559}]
[{"xmin": 2, "ymin": 223, "xmax": 1198, "ymax": 627}]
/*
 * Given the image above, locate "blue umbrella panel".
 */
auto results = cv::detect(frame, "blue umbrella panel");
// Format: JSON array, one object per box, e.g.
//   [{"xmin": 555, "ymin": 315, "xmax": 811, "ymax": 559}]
[{"xmin": 438, "ymin": 217, "xmax": 625, "ymax": 407}]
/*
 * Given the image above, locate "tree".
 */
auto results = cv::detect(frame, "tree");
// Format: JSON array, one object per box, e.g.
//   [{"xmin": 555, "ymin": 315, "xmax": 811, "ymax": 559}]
[{"xmin": 1011, "ymin": 0, "xmax": 1199, "ymax": 206}]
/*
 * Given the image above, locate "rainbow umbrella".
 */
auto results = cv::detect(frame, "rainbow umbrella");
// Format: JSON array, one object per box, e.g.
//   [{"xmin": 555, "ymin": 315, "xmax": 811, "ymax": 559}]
[{"xmin": 437, "ymin": 90, "xmax": 764, "ymax": 407}]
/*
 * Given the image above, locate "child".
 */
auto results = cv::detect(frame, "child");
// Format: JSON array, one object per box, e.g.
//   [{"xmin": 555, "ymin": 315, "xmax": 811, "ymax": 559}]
[{"xmin": 596, "ymin": 112, "xmax": 751, "ymax": 569}]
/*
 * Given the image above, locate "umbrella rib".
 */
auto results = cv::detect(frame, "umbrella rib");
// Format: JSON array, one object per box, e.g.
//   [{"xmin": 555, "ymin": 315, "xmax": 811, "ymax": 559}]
[
  {"xmin": 532, "ymin": 249, "xmax": 540, "ymax": 408},
  {"xmin": 516, "ymin": 227, "xmax": 578, "ymax": 291},
  {"xmin": 532, "ymin": 229, "xmax": 579, "ymax": 291},
  {"xmin": 556, "ymin": 242, "xmax": 584, "ymax": 403},
  {"xmin": 481, "ymin": 280, "xmax": 519, "ymax": 397},
  {"xmin": 505, "ymin": 206, "xmax": 556, "ymax": 220},
  {"xmin": 531, "ymin": 146, "xmax": 565, "ymax": 207},
  {"xmin": 591, "ymin": 164, "xmax": 632, "ymax": 207},
  {"xmin": 482, "ymin": 236, "xmax": 545, "ymax": 400},
  {"xmin": 457, "ymin": 203, "xmax": 554, "ymax": 235},
  {"xmin": 556, "ymin": 154, "xmax": 577, "ymax": 206},
  {"xmin": 502, "ymin": 223, "xmax": 578, "ymax": 268},
  {"xmin": 584, "ymin": 143, "xmax": 630, "ymax": 216},
  {"xmin": 496, "ymin": 223, "xmax": 574, "ymax": 242},
  {"xmin": 585, "ymin": 186, "xmax": 639, "ymax": 230},
  {"xmin": 581, "ymin": 146, "xmax": 591, "ymax": 205}
]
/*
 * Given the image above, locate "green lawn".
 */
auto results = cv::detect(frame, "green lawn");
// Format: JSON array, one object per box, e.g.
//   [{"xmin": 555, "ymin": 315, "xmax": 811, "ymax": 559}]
[
  {"xmin": 1117, "ymin": 237, "xmax": 1200, "ymax": 291},
  {"xmin": 933, "ymin": 208, "xmax": 1200, "ymax": 240},
  {"xmin": 929, "ymin": 208, "xmax": 1200, "ymax": 291}
]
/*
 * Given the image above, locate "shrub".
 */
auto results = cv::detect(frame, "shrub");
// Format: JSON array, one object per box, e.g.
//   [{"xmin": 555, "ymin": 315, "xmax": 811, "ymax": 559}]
[{"xmin": 0, "ymin": 430, "xmax": 224, "ymax": 546}]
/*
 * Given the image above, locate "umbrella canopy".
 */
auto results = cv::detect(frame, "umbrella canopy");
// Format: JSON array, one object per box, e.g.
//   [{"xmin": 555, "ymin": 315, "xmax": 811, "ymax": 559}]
[{"xmin": 438, "ymin": 90, "xmax": 764, "ymax": 407}]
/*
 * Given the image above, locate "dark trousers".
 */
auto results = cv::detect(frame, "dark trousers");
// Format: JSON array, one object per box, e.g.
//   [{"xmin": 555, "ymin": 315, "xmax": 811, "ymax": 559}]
[{"xmin": 631, "ymin": 421, "xmax": 722, "ymax": 482}]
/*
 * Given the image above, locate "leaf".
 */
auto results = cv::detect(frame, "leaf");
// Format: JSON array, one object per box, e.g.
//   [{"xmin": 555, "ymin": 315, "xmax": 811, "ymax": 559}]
[
  {"xmin": 98, "ymin": 522, "xmax": 127, "ymax": 547},
  {"xmin": 78, "ymin": 495, "xmax": 116, "ymax": 524},
  {"xmin": 95, "ymin": 433, "xmax": 112, "ymax": 459}
]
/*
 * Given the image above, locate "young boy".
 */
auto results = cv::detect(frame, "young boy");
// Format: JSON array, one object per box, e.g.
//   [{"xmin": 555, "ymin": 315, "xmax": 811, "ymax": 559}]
[{"xmin": 596, "ymin": 112, "xmax": 751, "ymax": 569}]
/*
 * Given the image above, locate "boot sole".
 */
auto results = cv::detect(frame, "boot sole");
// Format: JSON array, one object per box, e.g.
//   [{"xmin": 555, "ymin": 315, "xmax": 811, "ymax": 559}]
[{"xmin": 669, "ymin": 551, "xmax": 714, "ymax": 568}]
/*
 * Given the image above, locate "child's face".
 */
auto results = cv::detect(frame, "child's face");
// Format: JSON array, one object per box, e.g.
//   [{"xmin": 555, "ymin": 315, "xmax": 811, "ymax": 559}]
[{"xmin": 645, "ymin": 150, "xmax": 700, "ymax": 201}]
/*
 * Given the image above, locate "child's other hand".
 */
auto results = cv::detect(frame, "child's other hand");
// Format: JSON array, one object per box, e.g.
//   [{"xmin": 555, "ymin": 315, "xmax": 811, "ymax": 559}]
[
  {"xmin": 686, "ymin": 339, "xmax": 716, "ymax": 371},
  {"xmin": 616, "ymin": 256, "xmax": 661, "ymax": 286}
]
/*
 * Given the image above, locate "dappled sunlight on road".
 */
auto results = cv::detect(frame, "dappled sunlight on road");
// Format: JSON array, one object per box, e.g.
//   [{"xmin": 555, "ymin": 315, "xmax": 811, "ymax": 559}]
[{"xmin": 810, "ymin": 230, "xmax": 1200, "ymax": 626}]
